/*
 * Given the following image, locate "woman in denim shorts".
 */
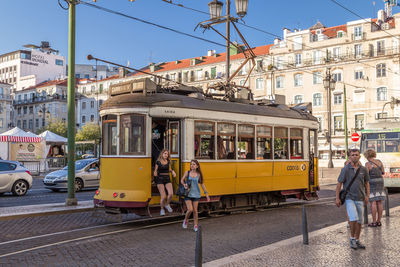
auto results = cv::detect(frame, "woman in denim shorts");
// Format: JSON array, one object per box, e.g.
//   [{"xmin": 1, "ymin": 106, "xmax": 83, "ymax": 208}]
[{"xmin": 181, "ymin": 160, "xmax": 210, "ymax": 232}]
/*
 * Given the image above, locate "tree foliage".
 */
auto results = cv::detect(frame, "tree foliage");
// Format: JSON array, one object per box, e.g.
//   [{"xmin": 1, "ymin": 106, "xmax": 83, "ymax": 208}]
[
  {"xmin": 76, "ymin": 123, "xmax": 101, "ymax": 142},
  {"xmin": 37, "ymin": 119, "xmax": 68, "ymax": 137}
]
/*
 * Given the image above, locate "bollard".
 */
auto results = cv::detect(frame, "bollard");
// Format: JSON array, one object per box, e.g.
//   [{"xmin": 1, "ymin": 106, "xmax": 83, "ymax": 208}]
[
  {"xmin": 364, "ymin": 203, "xmax": 368, "ymax": 225},
  {"xmin": 385, "ymin": 187, "xmax": 390, "ymax": 217},
  {"xmin": 195, "ymin": 225, "xmax": 202, "ymax": 267},
  {"xmin": 302, "ymin": 205, "xmax": 309, "ymax": 245}
]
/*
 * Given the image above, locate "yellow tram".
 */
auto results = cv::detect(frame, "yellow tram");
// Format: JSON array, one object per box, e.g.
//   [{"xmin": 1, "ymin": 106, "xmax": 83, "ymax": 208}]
[{"xmin": 94, "ymin": 78, "xmax": 319, "ymax": 215}]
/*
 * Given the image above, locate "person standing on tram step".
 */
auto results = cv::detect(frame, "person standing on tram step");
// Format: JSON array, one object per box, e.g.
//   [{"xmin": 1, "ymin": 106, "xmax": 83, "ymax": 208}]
[
  {"xmin": 181, "ymin": 160, "xmax": 210, "ymax": 232},
  {"xmin": 153, "ymin": 149, "xmax": 176, "ymax": 216},
  {"xmin": 336, "ymin": 148, "xmax": 370, "ymax": 250},
  {"xmin": 364, "ymin": 149, "xmax": 386, "ymax": 227}
]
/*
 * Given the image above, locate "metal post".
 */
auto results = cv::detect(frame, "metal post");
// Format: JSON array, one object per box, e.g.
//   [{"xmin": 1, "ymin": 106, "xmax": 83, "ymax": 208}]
[
  {"xmin": 225, "ymin": 0, "xmax": 230, "ymax": 88},
  {"xmin": 385, "ymin": 187, "xmax": 390, "ymax": 217},
  {"xmin": 343, "ymin": 85, "xmax": 348, "ymax": 160},
  {"xmin": 195, "ymin": 225, "xmax": 202, "ymax": 267},
  {"xmin": 66, "ymin": 0, "xmax": 77, "ymax": 206},
  {"xmin": 364, "ymin": 203, "xmax": 368, "ymax": 225},
  {"xmin": 302, "ymin": 205, "xmax": 309, "ymax": 245},
  {"xmin": 327, "ymin": 68, "xmax": 334, "ymax": 168}
]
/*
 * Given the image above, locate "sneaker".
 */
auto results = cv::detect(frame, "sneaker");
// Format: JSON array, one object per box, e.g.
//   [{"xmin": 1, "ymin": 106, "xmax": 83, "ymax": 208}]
[
  {"xmin": 356, "ymin": 240, "xmax": 366, "ymax": 249},
  {"xmin": 350, "ymin": 239, "xmax": 357, "ymax": 250},
  {"xmin": 160, "ymin": 209, "xmax": 165, "ymax": 216},
  {"xmin": 182, "ymin": 220, "xmax": 188, "ymax": 229},
  {"xmin": 165, "ymin": 205, "xmax": 173, "ymax": 213},
  {"xmin": 194, "ymin": 225, "xmax": 198, "ymax": 232}
]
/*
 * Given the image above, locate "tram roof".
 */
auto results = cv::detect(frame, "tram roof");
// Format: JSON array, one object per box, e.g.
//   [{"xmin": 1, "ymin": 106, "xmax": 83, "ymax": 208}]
[{"xmin": 101, "ymin": 92, "xmax": 317, "ymax": 121}]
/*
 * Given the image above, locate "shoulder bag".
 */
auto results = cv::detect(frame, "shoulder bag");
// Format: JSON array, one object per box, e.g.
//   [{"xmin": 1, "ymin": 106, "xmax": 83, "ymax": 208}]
[
  {"xmin": 177, "ymin": 171, "xmax": 191, "ymax": 197},
  {"xmin": 339, "ymin": 167, "xmax": 361, "ymax": 205}
]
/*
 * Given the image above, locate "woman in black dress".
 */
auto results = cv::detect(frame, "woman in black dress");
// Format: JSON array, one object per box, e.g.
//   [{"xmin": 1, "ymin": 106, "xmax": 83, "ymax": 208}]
[
  {"xmin": 364, "ymin": 149, "xmax": 385, "ymax": 227},
  {"xmin": 154, "ymin": 149, "xmax": 176, "ymax": 216}
]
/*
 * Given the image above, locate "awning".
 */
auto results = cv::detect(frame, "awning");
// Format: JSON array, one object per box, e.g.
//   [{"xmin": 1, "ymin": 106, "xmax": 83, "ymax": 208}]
[{"xmin": 0, "ymin": 135, "xmax": 42, "ymax": 143}]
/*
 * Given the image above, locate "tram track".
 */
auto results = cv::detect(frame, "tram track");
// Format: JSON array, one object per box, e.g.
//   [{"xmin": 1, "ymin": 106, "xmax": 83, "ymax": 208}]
[{"xmin": 0, "ymin": 197, "xmax": 337, "ymax": 259}]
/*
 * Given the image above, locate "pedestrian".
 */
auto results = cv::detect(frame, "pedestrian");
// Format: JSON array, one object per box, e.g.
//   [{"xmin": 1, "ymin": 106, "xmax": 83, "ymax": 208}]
[
  {"xmin": 364, "ymin": 149, "xmax": 385, "ymax": 227},
  {"xmin": 336, "ymin": 148, "xmax": 370, "ymax": 250},
  {"xmin": 181, "ymin": 160, "xmax": 210, "ymax": 232},
  {"xmin": 153, "ymin": 149, "xmax": 176, "ymax": 216}
]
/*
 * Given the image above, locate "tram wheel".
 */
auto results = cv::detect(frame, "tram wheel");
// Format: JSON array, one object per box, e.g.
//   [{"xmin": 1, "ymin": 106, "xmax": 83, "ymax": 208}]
[{"xmin": 75, "ymin": 178, "xmax": 84, "ymax": 192}]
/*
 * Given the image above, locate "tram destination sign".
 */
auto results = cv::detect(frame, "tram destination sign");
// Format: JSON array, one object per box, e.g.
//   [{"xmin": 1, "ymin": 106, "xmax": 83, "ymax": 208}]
[
  {"xmin": 109, "ymin": 78, "xmax": 157, "ymax": 96},
  {"xmin": 365, "ymin": 132, "xmax": 400, "ymax": 140}
]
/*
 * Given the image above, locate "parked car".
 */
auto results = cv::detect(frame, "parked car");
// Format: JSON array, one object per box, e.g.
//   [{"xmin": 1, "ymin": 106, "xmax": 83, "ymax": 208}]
[
  {"xmin": 43, "ymin": 159, "xmax": 100, "ymax": 192},
  {"xmin": 0, "ymin": 160, "xmax": 33, "ymax": 196}
]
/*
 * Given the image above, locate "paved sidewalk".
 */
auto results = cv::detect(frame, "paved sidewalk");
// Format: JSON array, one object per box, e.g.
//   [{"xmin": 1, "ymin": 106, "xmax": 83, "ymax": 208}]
[
  {"xmin": 204, "ymin": 207, "xmax": 400, "ymax": 267},
  {"xmin": 0, "ymin": 200, "xmax": 94, "ymax": 220}
]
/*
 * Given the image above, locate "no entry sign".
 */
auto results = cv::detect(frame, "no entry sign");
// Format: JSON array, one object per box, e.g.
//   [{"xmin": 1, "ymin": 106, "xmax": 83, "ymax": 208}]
[{"xmin": 351, "ymin": 132, "xmax": 360, "ymax": 142}]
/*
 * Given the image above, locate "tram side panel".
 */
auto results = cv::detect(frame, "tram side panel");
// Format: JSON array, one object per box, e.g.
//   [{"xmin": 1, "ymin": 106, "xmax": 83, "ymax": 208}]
[{"xmin": 95, "ymin": 157, "xmax": 152, "ymax": 207}]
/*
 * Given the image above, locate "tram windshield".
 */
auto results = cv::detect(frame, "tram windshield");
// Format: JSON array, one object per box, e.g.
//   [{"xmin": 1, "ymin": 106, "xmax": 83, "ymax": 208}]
[{"xmin": 361, "ymin": 132, "xmax": 400, "ymax": 153}]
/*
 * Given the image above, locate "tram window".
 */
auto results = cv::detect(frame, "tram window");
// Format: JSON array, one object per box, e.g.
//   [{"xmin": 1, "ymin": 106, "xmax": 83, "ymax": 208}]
[
  {"xmin": 290, "ymin": 128, "xmax": 303, "ymax": 159},
  {"xmin": 102, "ymin": 115, "xmax": 117, "ymax": 155},
  {"xmin": 217, "ymin": 123, "xmax": 236, "ymax": 160},
  {"xmin": 120, "ymin": 114, "xmax": 145, "ymax": 155},
  {"xmin": 194, "ymin": 121, "xmax": 215, "ymax": 159},
  {"xmin": 366, "ymin": 140, "xmax": 377, "ymax": 151},
  {"xmin": 274, "ymin": 127, "xmax": 288, "ymax": 159},
  {"xmin": 385, "ymin": 140, "xmax": 399, "ymax": 152},
  {"xmin": 256, "ymin": 126, "xmax": 272, "ymax": 159},
  {"xmin": 169, "ymin": 122, "xmax": 179, "ymax": 154},
  {"xmin": 238, "ymin": 125, "xmax": 254, "ymax": 159}
]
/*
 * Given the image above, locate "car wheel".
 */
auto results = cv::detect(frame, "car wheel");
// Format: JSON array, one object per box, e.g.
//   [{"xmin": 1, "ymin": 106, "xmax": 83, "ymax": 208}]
[
  {"xmin": 75, "ymin": 178, "xmax": 84, "ymax": 192},
  {"xmin": 12, "ymin": 180, "xmax": 29, "ymax": 196}
]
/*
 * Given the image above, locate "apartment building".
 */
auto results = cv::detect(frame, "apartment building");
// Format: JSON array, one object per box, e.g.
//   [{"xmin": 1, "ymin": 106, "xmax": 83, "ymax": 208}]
[
  {"xmin": 74, "ymin": 64, "xmax": 119, "ymax": 80},
  {"xmin": 14, "ymin": 79, "xmax": 68, "ymax": 133},
  {"xmin": 0, "ymin": 82, "xmax": 13, "ymax": 133},
  {"xmin": 0, "ymin": 42, "xmax": 66, "ymax": 91}
]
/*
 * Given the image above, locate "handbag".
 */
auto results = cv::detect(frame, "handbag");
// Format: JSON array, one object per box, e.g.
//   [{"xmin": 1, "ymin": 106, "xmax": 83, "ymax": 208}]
[
  {"xmin": 339, "ymin": 167, "xmax": 361, "ymax": 205},
  {"xmin": 176, "ymin": 171, "xmax": 191, "ymax": 197}
]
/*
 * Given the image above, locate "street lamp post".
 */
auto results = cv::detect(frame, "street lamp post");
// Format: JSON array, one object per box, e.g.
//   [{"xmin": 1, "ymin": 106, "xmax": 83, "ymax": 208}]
[
  {"xmin": 323, "ymin": 68, "xmax": 336, "ymax": 168},
  {"xmin": 199, "ymin": 0, "xmax": 250, "ymax": 94}
]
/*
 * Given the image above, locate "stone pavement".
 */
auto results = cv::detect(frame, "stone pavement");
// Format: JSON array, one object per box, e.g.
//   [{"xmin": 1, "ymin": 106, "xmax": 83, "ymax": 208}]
[{"xmin": 204, "ymin": 206, "xmax": 400, "ymax": 267}]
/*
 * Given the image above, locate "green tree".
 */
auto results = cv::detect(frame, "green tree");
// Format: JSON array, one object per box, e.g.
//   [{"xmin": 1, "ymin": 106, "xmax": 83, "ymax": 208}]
[
  {"xmin": 76, "ymin": 123, "xmax": 101, "ymax": 143},
  {"xmin": 37, "ymin": 119, "xmax": 68, "ymax": 137}
]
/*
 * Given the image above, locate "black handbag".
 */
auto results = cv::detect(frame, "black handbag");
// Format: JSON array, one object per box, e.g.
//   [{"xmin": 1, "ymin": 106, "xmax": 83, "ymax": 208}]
[
  {"xmin": 339, "ymin": 167, "xmax": 361, "ymax": 205},
  {"xmin": 177, "ymin": 171, "xmax": 191, "ymax": 197}
]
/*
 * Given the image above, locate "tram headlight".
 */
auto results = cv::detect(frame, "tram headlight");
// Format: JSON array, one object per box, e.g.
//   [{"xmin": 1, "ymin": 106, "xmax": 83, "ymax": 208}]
[
  {"xmin": 119, "ymin": 193, "xmax": 125, "ymax": 198},
  {"xmin": 113, "ymin": 192, "xmax": 118, "ymax": 198},
  {"xmin": 95, "ymin": 189, "xmax": 100, "ymax": 195}
]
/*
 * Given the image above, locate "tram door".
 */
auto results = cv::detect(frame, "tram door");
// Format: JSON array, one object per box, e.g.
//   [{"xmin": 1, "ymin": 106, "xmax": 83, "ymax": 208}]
[{"xmin": 151, "ymin": 118, "xmax": 181, "ymax": 196}]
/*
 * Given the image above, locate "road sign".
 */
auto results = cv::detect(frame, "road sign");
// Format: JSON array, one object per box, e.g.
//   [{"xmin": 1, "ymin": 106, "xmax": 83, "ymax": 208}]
[{"xmin": 351, "ymin": 132, "xmax": 360, "ymax": 142}]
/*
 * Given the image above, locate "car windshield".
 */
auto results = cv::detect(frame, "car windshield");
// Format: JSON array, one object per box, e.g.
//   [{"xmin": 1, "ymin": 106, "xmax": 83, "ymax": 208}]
[{"xmin": 62, "ymin": 160, "xmax": 95, "ymax": 171}]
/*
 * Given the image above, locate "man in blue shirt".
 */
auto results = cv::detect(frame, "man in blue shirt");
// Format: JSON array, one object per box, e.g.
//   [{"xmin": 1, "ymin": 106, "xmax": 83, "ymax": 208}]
[{"xmin": 336, "ymin": 148, "xmax": 370, "ymax": 250}]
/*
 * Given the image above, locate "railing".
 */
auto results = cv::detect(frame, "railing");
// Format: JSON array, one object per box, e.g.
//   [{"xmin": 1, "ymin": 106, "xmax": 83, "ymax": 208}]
[
  {"xmin": 47, "ymin": 157, "xmax": 67, "ymax": 170},
  {"xmin": 20, "ymin": 161, "xmax": 41, "ymax": 176}
]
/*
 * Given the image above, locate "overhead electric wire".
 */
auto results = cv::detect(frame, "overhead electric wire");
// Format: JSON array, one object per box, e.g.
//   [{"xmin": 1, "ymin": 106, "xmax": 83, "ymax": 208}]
[{"xmin": 78, "ymin": 1, "xmax": 225, "ymax": 48}]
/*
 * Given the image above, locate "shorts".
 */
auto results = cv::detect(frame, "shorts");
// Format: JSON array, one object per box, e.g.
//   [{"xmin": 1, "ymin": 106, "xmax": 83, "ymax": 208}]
[
  {"xmin": 184, "ymin": 197, "xmax": 201, "ymax": 202},
  {"xmin": 155, "ymin": 176, "xmax": 171, "ymax": 185},
  {"xmin": 345, "ymin": 199, "xmax": 364, "ymax": 224}
]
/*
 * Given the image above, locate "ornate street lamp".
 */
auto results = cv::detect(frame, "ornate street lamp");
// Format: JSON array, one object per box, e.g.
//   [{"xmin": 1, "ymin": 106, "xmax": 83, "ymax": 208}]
[
  {"xmin": 208, "ymin": 0, "xmax": 223, "ymax": 19},
  {"xmin": 234, "ymin": 0, "xmax": 248, "ymax": 18},
  {"xmin": 323, "ymin": 68, "xmax": 336, "ymax": 168}
]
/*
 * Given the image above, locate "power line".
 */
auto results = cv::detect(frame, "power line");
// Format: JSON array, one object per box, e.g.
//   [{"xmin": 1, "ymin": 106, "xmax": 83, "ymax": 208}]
[{"xmin": 78, "ymin": 1, "xmax": 226, "ymax": 48}]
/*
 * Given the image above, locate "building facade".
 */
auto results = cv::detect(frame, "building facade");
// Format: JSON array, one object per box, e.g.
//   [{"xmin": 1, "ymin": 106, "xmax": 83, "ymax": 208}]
[
  {"xmin": 0, "ymin": 42, "xmax": 66, "ymax": 91},
  {"xmin": 0, "ymin": 82, "xmax": 13, "ymax": 133},
  {"xmin": 13, "ymin": 80, "xmax": 68, "ymax": 133},
  {"xmin": 75, "ymin": 64, "xmax": 119, "ymax": 80}
]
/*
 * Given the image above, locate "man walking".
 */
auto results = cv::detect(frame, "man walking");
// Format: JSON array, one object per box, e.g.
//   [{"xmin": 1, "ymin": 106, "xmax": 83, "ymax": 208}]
[{"xmin": 336, "ymin": 148, "xmax": 370, "ymax": 250}]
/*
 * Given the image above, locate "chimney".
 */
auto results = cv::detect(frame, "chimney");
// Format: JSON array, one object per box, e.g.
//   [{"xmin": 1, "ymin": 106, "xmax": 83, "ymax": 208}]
[
  {"xmin": 118, "ymin": 67, "xmax": 126, "ymax": 78},
  {"xmin": 274, "ymin": 38, "xmax": 280, "ymax": 45},
  {"xmin": 283, "ymin": 28, "xmax": 291, "ymax": 40},
  {"xmin": 207, "ymin": 50, "xmax": 216, "ymax": 56},
  {"xmin": 377, "ymin": 9, "xmax": 386, "ymax": 23}
]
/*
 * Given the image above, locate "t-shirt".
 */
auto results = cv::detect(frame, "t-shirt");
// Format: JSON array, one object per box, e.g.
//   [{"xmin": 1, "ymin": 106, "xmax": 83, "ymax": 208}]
[
  {"xmin": 338, "ymin": 164, "xmax": 370, "ymax": 201},
  {"xmin": 156, "ymin": 160, "xmax": 170, "ymax": 177}
]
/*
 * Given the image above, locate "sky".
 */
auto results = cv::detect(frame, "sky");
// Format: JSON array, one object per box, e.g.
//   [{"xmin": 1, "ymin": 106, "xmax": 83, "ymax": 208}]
[{"xmin": 1, "ymin": 0, "xmax": 397, "ymax": 69}]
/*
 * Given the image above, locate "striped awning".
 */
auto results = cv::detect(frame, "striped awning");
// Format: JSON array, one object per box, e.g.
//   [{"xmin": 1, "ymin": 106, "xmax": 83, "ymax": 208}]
[{"xmin": 0, "ymin": 135, "xmax": 42, "ymax": 143}]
